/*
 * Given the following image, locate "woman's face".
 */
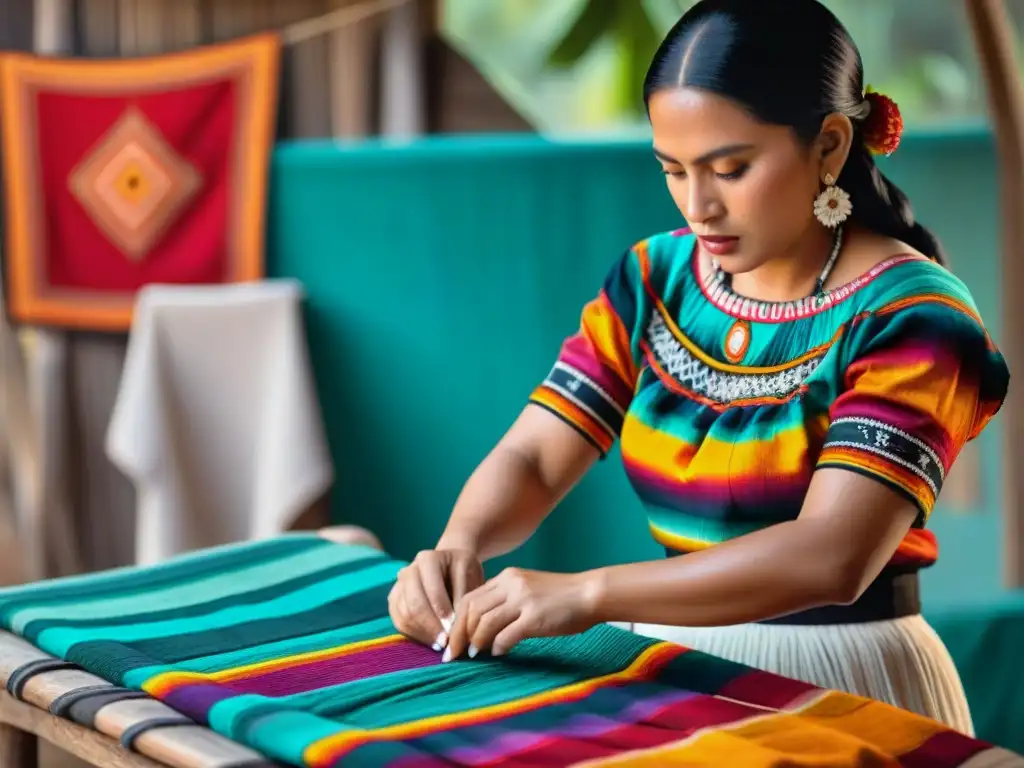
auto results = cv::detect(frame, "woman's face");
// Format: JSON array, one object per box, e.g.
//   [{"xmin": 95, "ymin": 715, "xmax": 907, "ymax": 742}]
[{"xmin": 648, "ymin": 87, "xmax": 824, "ymax": 273}]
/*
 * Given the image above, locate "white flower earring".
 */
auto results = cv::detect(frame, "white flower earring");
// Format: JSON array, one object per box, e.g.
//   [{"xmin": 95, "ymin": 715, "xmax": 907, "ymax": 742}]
[{"xmin": 813, "ymin": 173, "xmax": 852, "ymax": 229}]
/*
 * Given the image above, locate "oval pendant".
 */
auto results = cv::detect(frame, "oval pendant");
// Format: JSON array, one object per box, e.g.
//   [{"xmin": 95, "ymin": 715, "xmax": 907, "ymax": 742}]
[{"xmin": 724, "ymin": 319, "xmax": 751, "ymax": 363}]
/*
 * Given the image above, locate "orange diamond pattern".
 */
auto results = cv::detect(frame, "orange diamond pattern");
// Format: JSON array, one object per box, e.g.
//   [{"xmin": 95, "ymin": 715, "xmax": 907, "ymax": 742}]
[{"xmin": 68, "ymin": 107, "xmax": 202, "ymax": 262}]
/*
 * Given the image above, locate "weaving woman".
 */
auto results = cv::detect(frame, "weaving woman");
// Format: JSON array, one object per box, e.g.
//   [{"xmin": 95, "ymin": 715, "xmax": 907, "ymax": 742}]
[{"xmin": 388, "ymin": 0, "xmax": 1009, "ymax": 734}]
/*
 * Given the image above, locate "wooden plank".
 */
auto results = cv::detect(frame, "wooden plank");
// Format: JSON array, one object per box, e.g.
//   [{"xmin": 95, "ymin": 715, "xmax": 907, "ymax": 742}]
[
  {"xmin": 79, "ymin": 0, "xmax": 121, "ymax": 56},
  {"xmin": 0, "ymin": 692, "xmax": 158, "ymax": 768},
  {"xmin": 965, "ymin": 0, "xmax": 1024, "ymax": 588},
  {"xmin": 327, "ymin": 0, "xmax": 376, "ymax": 138},
  {"xmin": 246, "ymin": 0, "xmax": 274, "ymax": 34},
  {"xmin": 24, "ymin": 331, "xmax": 82, "ymax": 579},
  {"xmin": 131, "ymin": 0, "xmax": 164, "ymax": 55},
  {"xmin": 68, "ymin": 337, "xmax": 137, "ymax": 572},
  {"xmin": 0, "ymin": 0, "xmax": 34, "ymax": 51},
  {"xmin": 168, "ymin": 0, "xmax": 203, "ymax": 50},
  {"xmin": 117, "ymin": 0, "xmax": 138, "ymax": 55},
  {"xmin": 274, "ymin": 0, "xmax": 331, "ymax": 138},
  {"xmin": 211, "ymin": 0, "xmax": 258, "ymax": 41}
]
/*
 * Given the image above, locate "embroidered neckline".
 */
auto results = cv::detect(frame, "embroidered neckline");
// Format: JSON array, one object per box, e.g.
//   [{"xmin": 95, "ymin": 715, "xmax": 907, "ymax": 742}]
[
  {"xmin": 690, "ymin": 240, "xmax": 929, "ymax": 323},
  {"xmin": 642, "ymin": 313, "xmax": 826, "ymax": 408}
]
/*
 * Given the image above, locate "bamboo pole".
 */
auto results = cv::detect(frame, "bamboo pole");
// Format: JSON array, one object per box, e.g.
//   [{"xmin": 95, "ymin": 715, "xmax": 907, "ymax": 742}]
[{"xmin": 965, "ymin": 0, "xmax": 1024, "ymax": 588}]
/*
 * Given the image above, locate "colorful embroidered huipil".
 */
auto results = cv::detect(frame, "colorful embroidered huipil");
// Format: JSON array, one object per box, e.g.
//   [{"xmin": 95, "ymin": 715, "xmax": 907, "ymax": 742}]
[{"xmin": 530, "ymin": 229, "xmax": 1009, "ymax": 574}]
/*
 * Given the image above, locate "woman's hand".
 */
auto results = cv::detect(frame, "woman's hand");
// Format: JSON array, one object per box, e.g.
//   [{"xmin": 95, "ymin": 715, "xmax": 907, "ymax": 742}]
[
  {"xmin": 388, "ymin": 548, "xmax": 485, "ymax": 650},
  {"xmin": 443, "ymin": 567, "xmax": 602, "ymax": 662}
]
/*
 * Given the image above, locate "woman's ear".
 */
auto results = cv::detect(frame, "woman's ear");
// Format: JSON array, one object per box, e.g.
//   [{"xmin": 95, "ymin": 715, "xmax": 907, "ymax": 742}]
[{"xmin": 816, "ymin": 112, "xmax": 855, "ymax": 178}]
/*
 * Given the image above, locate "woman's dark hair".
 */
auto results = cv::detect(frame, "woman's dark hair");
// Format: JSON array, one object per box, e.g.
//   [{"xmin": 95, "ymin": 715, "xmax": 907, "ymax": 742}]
[{"xmin": 643, "ymin": 0, "xmax": 946, "ymax": 265}]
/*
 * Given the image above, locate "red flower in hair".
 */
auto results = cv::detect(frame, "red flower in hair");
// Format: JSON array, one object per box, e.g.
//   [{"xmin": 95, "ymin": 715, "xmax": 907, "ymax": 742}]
[{"xmin": 862, "ymin": 87, "xmax": 903, "ymax": 156}]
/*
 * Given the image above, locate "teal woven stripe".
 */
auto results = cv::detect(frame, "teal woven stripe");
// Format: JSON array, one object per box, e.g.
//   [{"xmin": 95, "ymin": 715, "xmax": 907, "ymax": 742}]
[
  {"xmin": 245, "ymin": 709, "xmax": 344, "ymax": 765},
  {"xmin": 209, "ymin": 697, "xmax": 345, "ymax": 761},
  {"xmin": 38, "ymin": 561, "xmax": 402, "ymax": 657},
  {"xmin": 0, "ymin": 535, "xmax": 325, "ymax": 620},
  {"xmin": 12, "ymin": 543, "xmax": 375, "ymax": 633},
  {"xmin": 110, "ymin": 582, "xmax": 394, "ymax": 668}
]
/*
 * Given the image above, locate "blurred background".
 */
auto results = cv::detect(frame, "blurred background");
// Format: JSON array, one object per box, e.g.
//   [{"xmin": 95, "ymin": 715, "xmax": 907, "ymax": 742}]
[
  {"xmin": 0, "ymin": 1, "xmax": 1022, "ymax": 764},
  {"xmin": 446, "ymin": 0, "xmax": 1024, "ymax": 132}
]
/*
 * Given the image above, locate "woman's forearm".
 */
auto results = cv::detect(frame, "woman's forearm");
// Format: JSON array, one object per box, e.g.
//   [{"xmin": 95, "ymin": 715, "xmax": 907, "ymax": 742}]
[
  {"xmin": 586, "ymin": 518, "xmax": 868, "ymax": 627},
  {"xmin": 436, "ymin": 446, "xmax": 559, "ymax": 562}
]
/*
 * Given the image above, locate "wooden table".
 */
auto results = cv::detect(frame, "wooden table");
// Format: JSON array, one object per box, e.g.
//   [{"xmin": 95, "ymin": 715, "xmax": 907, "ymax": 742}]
[{"xmin": 0, "ymin": 526, "xmax": 383, "ymax": 768}]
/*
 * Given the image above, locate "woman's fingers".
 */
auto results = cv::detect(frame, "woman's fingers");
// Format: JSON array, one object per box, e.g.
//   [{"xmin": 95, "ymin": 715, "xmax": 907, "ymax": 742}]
[
  {"xmin": 390, "ymin": 563, "xmax": 444, "ymax": 647},
  {"xmin": 444, "ymin": 582, "xmax": 503, "ymax": 662},
  {"xmin": 470, "ymin": 603, "xmax": 522, "ymax": 658},
  {"xmin": 413, "ymin": 551, "xmax": 456, "ymax": 631}
]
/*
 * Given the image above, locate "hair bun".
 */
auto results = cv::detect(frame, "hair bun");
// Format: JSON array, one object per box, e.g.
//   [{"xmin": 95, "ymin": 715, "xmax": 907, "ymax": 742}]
[{"xmin": 862, "ymin": 87, "xmax": 903, "ymax": 156}]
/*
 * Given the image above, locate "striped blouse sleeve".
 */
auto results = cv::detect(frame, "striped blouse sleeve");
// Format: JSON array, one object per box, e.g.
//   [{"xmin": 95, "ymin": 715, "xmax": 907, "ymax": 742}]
[
  {"xmin": 817, "ymin": 299, "xmax": 1009, "ymax": 521},
  {"xmin": 529, "ymin": 246, "xmax": 647, "ymax": 456}
]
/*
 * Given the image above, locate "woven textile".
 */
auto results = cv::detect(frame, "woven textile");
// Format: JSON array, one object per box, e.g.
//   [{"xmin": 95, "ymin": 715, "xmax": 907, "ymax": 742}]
[
  {"xmin": 0, "ymin": 534, "xmax": 1019, "ymax": 768},
  {"xmin": 0, "ymin": 34, "xmax": 279, "ymax": 330}
]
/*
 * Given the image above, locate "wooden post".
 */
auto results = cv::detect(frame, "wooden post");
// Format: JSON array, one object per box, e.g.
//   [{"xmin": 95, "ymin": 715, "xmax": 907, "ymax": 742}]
[
  {"xmin": 965, "ymin": 0, "xmax": 1024, "ymax": 588},
  {"xmin": 20, "ymin": 0, "xmax": 75, "ymax": 586},
  {"xmin": 0, "ymin": 722, "xmax": 37, "ymax": 768},
  {"xmin": 379, "ymin": 0, "xmax": 425, "ymax": 137},
  {"xmin": 32, "ymin": 0, "xmax": 73, "ymax": 53},
  {"xmin": 274, "ymin": 0, "xmax": 332, "ymax": 138},
  {"xmin": 25, "ymin": 0, "xmax": 81, "ymax": 583},
  {"xmin": 328, "ymin": 0, "xmax": 375, "ymax": 138},
  {"xmin": 30, "ymin": 0, "xmax": 81, "ymax": 581}
]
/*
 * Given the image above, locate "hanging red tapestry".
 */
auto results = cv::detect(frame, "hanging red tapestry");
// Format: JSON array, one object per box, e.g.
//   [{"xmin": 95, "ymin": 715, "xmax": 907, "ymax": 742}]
[{"xmin": 0, "ymin": 33, "xmax": 280, "ymax": 331}]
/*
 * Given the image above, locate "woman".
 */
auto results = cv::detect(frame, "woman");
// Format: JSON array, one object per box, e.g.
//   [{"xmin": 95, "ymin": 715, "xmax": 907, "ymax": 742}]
[{"xmin": 387, "ymin": 0, "xmax": 1009, "ymax": 733}]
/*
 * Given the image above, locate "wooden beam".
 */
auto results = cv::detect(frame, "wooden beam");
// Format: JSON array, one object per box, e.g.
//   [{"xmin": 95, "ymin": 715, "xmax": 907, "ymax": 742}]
[
  {"xmin": 0, "ymin": 692, "xmax": 159, "ymax": 768},
  {"xmin": 965, "ymin": 0, "xmax": 1024, "ymax": 589}
]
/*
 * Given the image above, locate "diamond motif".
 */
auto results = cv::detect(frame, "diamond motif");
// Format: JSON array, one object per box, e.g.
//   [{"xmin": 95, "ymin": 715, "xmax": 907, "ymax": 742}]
[{"xmin": 68, "ymin": 107, "xmax": 202, "ymax": 262}]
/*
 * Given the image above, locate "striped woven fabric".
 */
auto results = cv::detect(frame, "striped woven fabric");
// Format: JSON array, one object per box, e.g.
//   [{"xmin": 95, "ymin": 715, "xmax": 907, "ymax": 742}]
[{"xmin": 0, "ymin": 533, "xmax": 1019, "ymax": 768}]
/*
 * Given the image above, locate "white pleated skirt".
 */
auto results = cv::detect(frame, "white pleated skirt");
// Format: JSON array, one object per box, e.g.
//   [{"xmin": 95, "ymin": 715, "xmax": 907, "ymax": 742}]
[{"xmin": 614, "ymin": 615, "xmax": 975, "ymax": 735}]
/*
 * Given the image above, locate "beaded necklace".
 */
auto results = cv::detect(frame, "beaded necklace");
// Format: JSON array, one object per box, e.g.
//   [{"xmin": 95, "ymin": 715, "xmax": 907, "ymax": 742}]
[{"xmin": 711, "ymin": 225, "xmax": 844, "ymax": 311}]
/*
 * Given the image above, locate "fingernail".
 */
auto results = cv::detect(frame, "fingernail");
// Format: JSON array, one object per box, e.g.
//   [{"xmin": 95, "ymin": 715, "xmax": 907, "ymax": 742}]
[
  {"xmin": 441, "ymin": 615, "xmax": 454, "ymax": 633},
  {"xmin": 468, "ymin": 644, "xmax": 478, "ymax": 659},
  {"xmin": 431, "ymin": 632, "xmax": 448, "ymax": 652},
  {"xmin": 492, "ymin": 646, "xmax": 505, "ymax": 657},
  {"xmin": 441, "ymin": 647, "xmax": 452, "ymax": 663}
]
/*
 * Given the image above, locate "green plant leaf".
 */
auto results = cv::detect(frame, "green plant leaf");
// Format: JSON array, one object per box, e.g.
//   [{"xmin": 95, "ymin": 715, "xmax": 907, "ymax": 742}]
[
  {"xmin": 615, "ymin": 2, "xmax": 662, "ymax": 114},
  {"xmin": 547, "ymin": 0, "xmax": 614, "ymax": 67}
]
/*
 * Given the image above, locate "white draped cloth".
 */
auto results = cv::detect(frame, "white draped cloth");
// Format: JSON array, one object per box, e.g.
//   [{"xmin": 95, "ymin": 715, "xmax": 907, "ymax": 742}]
[{"xmin": 106, "ymin": 280, "xmax": 334, "ymax": 565}]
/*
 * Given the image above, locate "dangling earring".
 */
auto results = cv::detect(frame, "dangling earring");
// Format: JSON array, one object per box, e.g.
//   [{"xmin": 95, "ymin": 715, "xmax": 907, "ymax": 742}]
[{"xmin": 813, "ymin": 172, "xmax": 852, "ymax": 229}]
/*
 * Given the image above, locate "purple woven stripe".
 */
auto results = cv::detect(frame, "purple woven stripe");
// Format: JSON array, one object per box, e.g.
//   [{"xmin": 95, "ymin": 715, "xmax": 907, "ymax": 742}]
[
  {"xmin": 162, "ymin": 683, "xmax": 237, "ymax": 723},
  {"xmin": 225, "ymin": 641, "xmax": 441, "ymax": 697}
]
